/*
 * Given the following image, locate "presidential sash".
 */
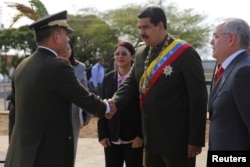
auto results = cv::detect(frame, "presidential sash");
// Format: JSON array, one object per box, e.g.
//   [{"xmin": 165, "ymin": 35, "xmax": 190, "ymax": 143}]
[{"xmin": 139, "ymin": 39, "xmax": 191, "ymax": 109}]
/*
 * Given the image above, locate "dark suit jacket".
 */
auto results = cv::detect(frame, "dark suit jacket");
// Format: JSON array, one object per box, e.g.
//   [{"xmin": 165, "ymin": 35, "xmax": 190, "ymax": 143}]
[
  {"xmin": 209, "ymin": 51, "xmax": 250, "ymax": 150},
  {"xmin": 5, "ymin": 48, "xmax": 107, "ymax": 167},
  {"xmin": 98, "ymin": 71, "xmax": 143, "ymax": 142},
  {"xmin": 113, "ymin": 39, "xmax": 208, "ymax": 155}
]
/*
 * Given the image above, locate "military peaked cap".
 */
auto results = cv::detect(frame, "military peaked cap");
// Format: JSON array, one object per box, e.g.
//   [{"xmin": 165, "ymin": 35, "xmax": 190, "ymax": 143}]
[{"xmin": 29, "ymin": 10, "xmax": 73, "ymax": 33}]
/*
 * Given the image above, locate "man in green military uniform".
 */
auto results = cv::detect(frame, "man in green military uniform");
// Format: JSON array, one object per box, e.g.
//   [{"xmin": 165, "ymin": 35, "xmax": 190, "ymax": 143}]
[
  {"xmin": 112, "ymin": 6, "xmax": 207, "ymax": 167},
  {"xmin": 5, "ymin": 10, "xmax": 116, "ymax": 167}
]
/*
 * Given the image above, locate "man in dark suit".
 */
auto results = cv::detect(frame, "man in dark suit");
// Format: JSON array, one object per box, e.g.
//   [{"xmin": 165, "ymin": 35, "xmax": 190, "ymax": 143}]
[
  {"xmin": 209, "ymin": 18, "xmax": 250, "ymax": 150},
  {"xmin": 5, "ymin": 10, "xmax": 116, "ymax": 167},
  {"xmin": 112, "ymin": 6, "xmax": 208, "ymax": 167}
]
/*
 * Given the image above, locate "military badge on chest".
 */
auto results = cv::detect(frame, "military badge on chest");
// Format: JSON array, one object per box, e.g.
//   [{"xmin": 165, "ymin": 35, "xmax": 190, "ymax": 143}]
[{"xmin": 163, "ymin": 65, "xmax": 173, "ymax": 77}]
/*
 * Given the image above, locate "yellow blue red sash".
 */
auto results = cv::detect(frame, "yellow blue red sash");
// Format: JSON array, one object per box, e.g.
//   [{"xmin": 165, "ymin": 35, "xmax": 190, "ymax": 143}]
[{"xmin": 139, "ymin": 39, "xmax": 191, "ymax": 109}]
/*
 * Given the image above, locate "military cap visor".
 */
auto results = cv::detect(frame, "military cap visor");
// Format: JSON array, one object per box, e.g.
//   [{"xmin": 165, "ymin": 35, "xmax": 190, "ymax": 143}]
[{"xmin": 29, "ymin": 10, "xmax": 73, "ymax": 33}]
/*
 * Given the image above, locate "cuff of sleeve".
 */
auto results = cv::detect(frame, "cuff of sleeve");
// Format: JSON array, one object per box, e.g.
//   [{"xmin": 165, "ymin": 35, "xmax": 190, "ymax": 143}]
[{"xmin": 105, "ymin": 102, "xmax": 110, "ymax": 114}]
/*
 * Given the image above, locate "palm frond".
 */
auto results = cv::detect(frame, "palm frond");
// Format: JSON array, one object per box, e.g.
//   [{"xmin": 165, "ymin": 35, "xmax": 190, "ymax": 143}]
[
  {"xmin": 29, "ymin": 0, "xmax": 49, "ymax": 17},
  {"xmin": 9, "ymin": 13, "xmax": 24, "ymax": 28},
  {"xmin": 6, "ymin": 2, "xmax": 41, "ymax": 27}
]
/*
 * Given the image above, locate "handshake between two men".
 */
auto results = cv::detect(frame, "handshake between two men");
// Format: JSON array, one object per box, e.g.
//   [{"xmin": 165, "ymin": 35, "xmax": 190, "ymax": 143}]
[{"xmin": 104, "ymin": 99, "xmax": 117, "ymax": 119}]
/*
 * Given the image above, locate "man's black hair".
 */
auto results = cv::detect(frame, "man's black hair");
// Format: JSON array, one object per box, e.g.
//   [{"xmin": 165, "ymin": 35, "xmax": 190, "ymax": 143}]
[{"xmin": 137, "ymin": 6, "xmax": 167, "ymax": 30}]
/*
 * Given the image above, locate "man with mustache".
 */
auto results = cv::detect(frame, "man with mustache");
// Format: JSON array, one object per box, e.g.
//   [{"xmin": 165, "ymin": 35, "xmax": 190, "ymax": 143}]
[{"xmin": 111, "ymin": 6, "xmax": 208, "ymax": 167}]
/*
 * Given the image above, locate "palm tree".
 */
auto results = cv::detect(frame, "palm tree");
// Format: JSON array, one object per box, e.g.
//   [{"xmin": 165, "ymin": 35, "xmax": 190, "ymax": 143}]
[{"xmin": 6, "ymin": 0, "xmax": 49, "ymax": 27}]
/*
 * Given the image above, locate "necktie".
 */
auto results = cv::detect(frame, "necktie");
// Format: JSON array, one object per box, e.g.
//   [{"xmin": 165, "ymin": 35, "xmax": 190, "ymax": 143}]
[{"xmin": 215, "ymin": 66, "xmax": 224, "ymax": 83}]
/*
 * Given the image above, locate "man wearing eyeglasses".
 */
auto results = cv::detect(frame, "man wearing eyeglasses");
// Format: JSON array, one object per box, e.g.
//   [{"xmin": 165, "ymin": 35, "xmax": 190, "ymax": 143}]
[{"xmin": 208, "ymin": 18, "xmax": 250, "ymax": 151}]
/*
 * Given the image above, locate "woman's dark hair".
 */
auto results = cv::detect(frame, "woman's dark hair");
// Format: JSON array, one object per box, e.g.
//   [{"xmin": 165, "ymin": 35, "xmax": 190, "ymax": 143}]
[
  {"xmin": 137, "ymin": 6, "xmax": 167, "ymax": 30},
  {"xmin": 114, "ymin": 41, "xmax": 135, "ymax": 55},
  {"xmin": 68, "ymin": 40, "xmax": 79, "ymax": 66}
]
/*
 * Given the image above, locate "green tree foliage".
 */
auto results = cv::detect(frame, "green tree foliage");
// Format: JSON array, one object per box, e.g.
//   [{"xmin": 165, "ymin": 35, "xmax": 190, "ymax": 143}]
[
  {"xmin": 102, "ymin": 5, "xmax": 144, "ymax": 46},
  {"xmin": 0, "ymin": 0, "xmax": 48, "ymax": 75},
  {"xmin": 6, "ymin": 0, "xmax": 49, "ymax": 27},
  {"xmin": 0, "ymin": 26, "xmax": 35, "ymax": 54},
  {"xmin": 104, "ymin": 3, "xmax": 211, "ymax": 50},
  {"xmin": 68, "ymin": 13, "xmax": 118, "ymax": 68},
  {"xmin": 165, "ymin": 3, "xmax": 212, "ymax": 49},
  {"xmin": 0, "ymin": 26, "xmax": 35, "ymax": 74},
  {"xmin": 1, "ymin": 1, "xmax": 212, "ymax": 72},
  {"xmin": 29, "ymin": 0, "xmax": 49, "ymax": 17}
]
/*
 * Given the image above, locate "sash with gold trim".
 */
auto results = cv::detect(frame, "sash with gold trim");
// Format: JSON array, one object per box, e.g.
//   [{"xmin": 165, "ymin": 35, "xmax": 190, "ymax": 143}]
[{"xmin": 139, "ymin": 39, "xmax": 191, "ymax": 109}]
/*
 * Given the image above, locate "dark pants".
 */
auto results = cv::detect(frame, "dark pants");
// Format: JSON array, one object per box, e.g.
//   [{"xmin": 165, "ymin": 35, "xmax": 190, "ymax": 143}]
[
  {"xmin": 146, "ymin": 150, "xmax": 196, "ymax": 167},
  {"xmin": 104, "ymin": 143, "xmax": 143, "ymax": 167},
  {"xmin": 88, "ymin": 82, "xmax": 103, "ymax": 98}
]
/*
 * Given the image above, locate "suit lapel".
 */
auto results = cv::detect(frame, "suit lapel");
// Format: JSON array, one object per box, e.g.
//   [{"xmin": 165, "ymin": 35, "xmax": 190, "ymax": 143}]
[
  {"xmin": 209, "ymin": 52, "xmax": 246, "ymax": 109},
  {"xmin": 112, "ymin": 71, "xmax": 118, "ymax": 91}
]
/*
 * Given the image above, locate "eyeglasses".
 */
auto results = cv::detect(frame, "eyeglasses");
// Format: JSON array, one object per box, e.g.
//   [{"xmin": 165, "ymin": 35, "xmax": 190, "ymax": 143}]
[
  {"xmin": 114, "ymin": 51, "xmax": 131, "ymax": 56},
  {"xmin": 212, "ymin": 32, "xmax": 231, "ymax": 40}
]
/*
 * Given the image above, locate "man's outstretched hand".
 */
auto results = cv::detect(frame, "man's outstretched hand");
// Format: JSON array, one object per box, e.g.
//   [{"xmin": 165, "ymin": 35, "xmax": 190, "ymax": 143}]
[{"xmin": 104, "ymin": 99, "xmax": 117, "ymax": 119}]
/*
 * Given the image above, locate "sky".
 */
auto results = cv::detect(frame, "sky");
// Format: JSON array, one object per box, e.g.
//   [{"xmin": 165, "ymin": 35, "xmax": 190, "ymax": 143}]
[{"xmin": 1, "ymin": 0, "xmax": 250, "ymax": 28}]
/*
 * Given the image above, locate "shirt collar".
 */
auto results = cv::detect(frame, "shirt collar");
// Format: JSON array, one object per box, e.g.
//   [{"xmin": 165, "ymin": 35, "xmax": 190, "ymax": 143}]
[
  {"xmin": 38, "ymin": 46, "xmax": 58, "ymax": 57},
  {"xmin": 118, "ymin": 71, "xmax": 130, "ymax": 81},
  {"xmin": 221, "ymin": 49, "xmax": 246, "ymax": 69}
]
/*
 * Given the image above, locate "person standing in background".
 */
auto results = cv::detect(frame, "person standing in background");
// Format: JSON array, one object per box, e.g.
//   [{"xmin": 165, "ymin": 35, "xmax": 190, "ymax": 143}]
[
  {"xmin": 58, "ymin": 40, "xmax": 92, "ymax": 164},
  {"xmin": 89, "ymin": 57, "xmax": 105, "ymax": 98},
  {"xmin": 98, "ymin": 41, "xmax": 144, "ymax": 167},
  {"xmin": 68, "ymin": 40, "xmax": 92, "ymax": 132},
  {"xmin": 111, "ymin": 6, "xmax": 208, "ymax": 167},
  {"xmin": 208, "ymin": 18, "xmax": 250, "ymax": 151}
]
